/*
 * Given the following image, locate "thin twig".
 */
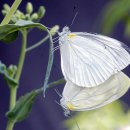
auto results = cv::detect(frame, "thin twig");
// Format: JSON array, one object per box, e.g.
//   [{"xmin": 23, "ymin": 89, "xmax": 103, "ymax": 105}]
[
  {"xmin": 36, "ymin": 78, "xmax": 66, "ymax": 94},
  {"xmin": 26, "ymin": 35, "xmax": 49, "ymax": 52},
  {"xmin": 1, "ymin": 0, "xmax": 22, "ymax": 25}
]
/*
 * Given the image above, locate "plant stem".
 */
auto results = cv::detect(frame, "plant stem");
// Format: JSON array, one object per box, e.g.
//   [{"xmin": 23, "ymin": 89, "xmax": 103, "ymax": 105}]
[
  {"xmin": 9, "ymin": 87, "xmax": 17, "ymax": 110},
  {"xmin": 6, "ymin": 120, "xmax": 15, "ymax": 130},
  {"xmin": 10, "ymin": 29, "xmax": 27, "ymax": 109},
  {"xmin": 6, "ymin": 29, "xmax": 27, "ymax": 130},
  {"xmin": 26, "ymin": 35, "xmax": 49, "ymax": 52},
  {"xmin": 36, "ymin": 78, "xmax": 65, "ymax": 93},
  {"xmin": 9, "ymin": 29, "xmax": 27, "ymax": 111},
  {"xmin": 15, "ymin": 29, "xmax": 27, "ymax": 82},
  {"xmin": 1, "ymin": 0, "xmax": 22, "ymax": 25},
  {"xmin": 48, "ymin": 78, "xmax": 65, "ymax": 89}
]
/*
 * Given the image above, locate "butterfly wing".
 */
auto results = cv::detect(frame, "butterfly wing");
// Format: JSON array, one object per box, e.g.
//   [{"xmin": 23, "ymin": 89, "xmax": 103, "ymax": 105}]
[
  {"xmin": 60, "ymin": 33, "xmax": 130, "ymax": 87},
  {"xmin": 60, "ymin": 72, "xmax": 130, "ymax": 111}
]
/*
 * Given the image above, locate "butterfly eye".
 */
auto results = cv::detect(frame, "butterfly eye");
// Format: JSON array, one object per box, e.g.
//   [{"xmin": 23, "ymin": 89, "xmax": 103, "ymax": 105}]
[{"xmin": 62, "ymin": 26, "xmax": 70, "ymax": 32}]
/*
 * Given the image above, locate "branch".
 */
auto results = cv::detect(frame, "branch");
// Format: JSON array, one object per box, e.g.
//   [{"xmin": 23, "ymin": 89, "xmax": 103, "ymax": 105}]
[
  {"xmin": 1, "ymin": 0, "xmax": 22, "ymax": 25},
  {"xmin": 36, "ymin": 78, "xmax": 66, "ymax": 94},
  {"xmin": 26, "ymin": 35, "xmax": 49, "ymax": 52}
]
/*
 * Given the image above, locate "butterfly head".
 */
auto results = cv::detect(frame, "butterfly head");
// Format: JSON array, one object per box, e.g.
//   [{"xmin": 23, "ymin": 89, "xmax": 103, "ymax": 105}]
[
  {"xmin": 59, "ymin": 26, "xmax": 71, "ymax": 37},
  {"xmin": 60, "ymin": 97, "xmax": 75, "ymax": 111},
  {"xmin": 58, "ymin": 26, "xmax": 71, "ymax": 45},
  {"xmin": 60, "ymin": 98, "xmax": 71, "ymax": 116},
  {"xmin": 62, "ymin": 26, "xmax": 70, "ymax": 32}
]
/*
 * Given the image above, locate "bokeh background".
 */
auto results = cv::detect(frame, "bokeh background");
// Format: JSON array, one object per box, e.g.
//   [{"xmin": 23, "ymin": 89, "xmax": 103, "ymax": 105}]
[{"xmin": 0, "ymin": 0, "xmax": 130, "ymax": 130}]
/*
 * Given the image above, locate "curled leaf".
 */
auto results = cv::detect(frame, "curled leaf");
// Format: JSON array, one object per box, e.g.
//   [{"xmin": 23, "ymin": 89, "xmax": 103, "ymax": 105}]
[{"xmin": 0, "ymin": 20, "xmax": 51, "ymax": 43}]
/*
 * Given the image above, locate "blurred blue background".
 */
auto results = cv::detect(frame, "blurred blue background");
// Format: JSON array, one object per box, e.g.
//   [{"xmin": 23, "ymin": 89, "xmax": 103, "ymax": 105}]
[{"xmin": 0, "ymin": 0, "xmax": 130, "ymax": 130}]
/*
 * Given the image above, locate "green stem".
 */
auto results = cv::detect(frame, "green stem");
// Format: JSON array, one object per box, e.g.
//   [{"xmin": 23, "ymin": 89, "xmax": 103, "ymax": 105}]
[
  {"xmin": 6, "ymin": 29, "xmax": 27, "ymax": 130},
  {"xmin": 26, "ymin": 35, "xmax": 49, "ymax": 52},
  {"xmin": 8, "ymin": 29, "xmax": 27, "ymax": 111},
  {"xmin": 6, "ymin": 120, "xmax": 15, "ymax": 130},
  {"xmin": 15, "ymin": 29, "xmax": 27, "ymax": 82},
  {"xmin": 48, "ymin": 78, "xmax": 65, "ymax": 89},
  {"xmin": 1, "ymin": 0, "xmax": 22, "ymax": 25},
  {"xmin": 35, "ymin": 78, "xmax": 65, "ymax": 94},
  {"xmin": 9, "ymin": 87, "xmax": 17, "ymax": 110},
  {"xmin": 9, "ymin": 29, "xmax": 27, "ymax": 110}
]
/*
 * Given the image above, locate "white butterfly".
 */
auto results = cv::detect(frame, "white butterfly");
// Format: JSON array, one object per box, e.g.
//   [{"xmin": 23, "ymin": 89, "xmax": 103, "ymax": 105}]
[
  {"xmin": 58, "ymin": 26, "xmax": 130, "ymax": 112},
  {"xmin": 60, "ymin": 72, "xmax": 130, "ymax": 111},
  {"xmin": 59, "ymin": 26, "xmax": 130, "ymax": 87}
]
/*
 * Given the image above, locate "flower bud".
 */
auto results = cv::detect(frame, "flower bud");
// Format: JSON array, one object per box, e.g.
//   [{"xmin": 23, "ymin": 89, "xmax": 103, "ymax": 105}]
[
  {"xmin": 50, "ymin": 25, "xmax": 59, "ymax": 36},
  {"xmin": 26, "ymin": 2, "xmax": 33, "ymax": 14},
  {"xmin": 2, "ymin": 10, "xmax": 7, "ymax": 16},
  {"xmin": 15, "ymin": 10, "xmax": 25, "ymax": 19},
  {"xmin": 8, "ymin": 65, "xmax": 17, "ymax": 72},
  {"xmin": 25, "ymin": 14, "xmax": 31, "ymax": 20},
  {"xmin": 38, "ymin": 6, "xmax": 46, "ymax": 19},
  {"xmin": 31, "ymin": 13, "xmax": 38, "ymax": 20},
  {"xmin": 8, "ymin": 65, "xmax": 17, "ymax": 77},
  {"xmin": 11, "ymin": 16, "xmax": 17, "ymax": 23},
  {"xmin": 3, "ymin": 4, "xmax": 10, "ymax": 11}
]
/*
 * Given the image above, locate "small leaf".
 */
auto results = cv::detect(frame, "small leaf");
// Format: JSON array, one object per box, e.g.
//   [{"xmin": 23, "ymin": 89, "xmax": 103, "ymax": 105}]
[
  {"xmin": 4, "ymin": 72, "xmax": 18, "ymax": 87},
  {"xmin": 6, "ymin": 90, "xmax": 40, "ymax": 122},
  {"xmin": 0, "ymin": 20, "xmax": 50, "ymax": 43},
  {"xmin": 0, "ymin": 61, "xmax": 18, "ymax": 86}
]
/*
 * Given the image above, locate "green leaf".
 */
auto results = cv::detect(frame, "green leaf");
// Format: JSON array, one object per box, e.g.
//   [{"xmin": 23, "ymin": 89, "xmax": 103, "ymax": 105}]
[
  {"xmin": 6, "ymin": 90, "xmax": 40, "ymax": 122},
  {"xmin": 0, "ymin": 61, "xmax": 18, "ymax": 86},
  {"xmin": 101, "ymin": 0, "xmax": 130, "ymax": 34},
  {"xmin": 1, "ymin": 31, "xmax": 19, "ymax": 43},
  {"xmin": 0, "ymin": 20, "xmax": 50, "ymax": 43}
]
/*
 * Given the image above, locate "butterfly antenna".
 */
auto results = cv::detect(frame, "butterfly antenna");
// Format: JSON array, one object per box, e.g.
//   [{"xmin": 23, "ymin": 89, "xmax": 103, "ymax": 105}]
[{"xmin": 70, "ymin": 11, "xmax": 79, "ymax": 26}]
